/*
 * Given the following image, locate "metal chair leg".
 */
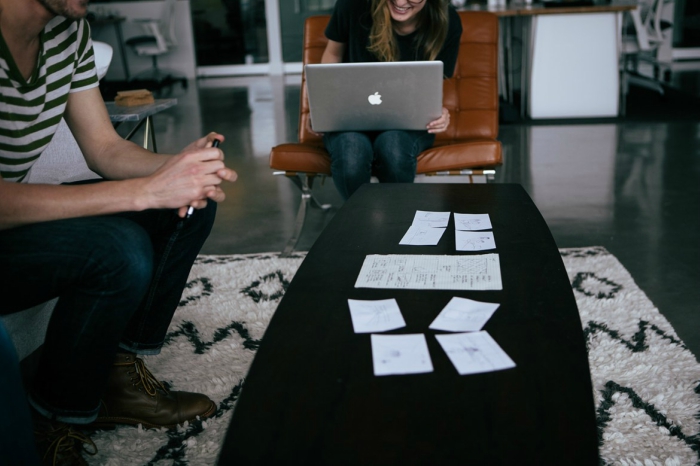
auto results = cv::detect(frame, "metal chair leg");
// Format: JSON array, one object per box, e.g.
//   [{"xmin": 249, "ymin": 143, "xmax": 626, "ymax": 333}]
[{"xmin": 279, "ymin": 173, "xmax": 331, "ymax": 257}]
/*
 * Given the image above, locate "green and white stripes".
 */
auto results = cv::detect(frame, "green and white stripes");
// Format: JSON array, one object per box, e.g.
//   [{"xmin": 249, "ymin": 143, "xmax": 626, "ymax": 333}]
[{"xmin": 0, "ymin": 16, "xmax": 98, "ymax": 182}]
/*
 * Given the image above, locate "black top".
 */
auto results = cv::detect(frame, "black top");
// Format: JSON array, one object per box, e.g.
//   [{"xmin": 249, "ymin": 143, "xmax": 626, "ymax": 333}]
[{"xmin": 325, "ymin": 0, "xmax": 463, "ymax": 78}]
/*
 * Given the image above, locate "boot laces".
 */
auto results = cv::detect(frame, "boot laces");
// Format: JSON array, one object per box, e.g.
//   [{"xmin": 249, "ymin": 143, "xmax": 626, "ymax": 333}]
[
  {"xmin": 35, "ymin": 423, "xmax": 97, "ymax": 466},
  {"xmin": 133, "ymin": 357, "xmax": 169, "ymax": 397}
]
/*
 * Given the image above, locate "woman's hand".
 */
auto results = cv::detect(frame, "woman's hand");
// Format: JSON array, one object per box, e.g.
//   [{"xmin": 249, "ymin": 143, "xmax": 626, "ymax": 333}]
[
  {"xmin": 427, "ymin": 107, "xmax": 451, "ymax": 134},
  {"xmin": 305, "ymin": 117, "xmax": 323, "ymax": 138}
]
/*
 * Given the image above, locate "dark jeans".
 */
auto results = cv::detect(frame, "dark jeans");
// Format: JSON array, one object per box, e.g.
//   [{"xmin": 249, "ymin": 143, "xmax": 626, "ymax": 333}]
[
  {"xmin": 323, "ymin": 130, "xmax": 435, "ymax": 200},
  {"xmin": 0, "ymin": 320, "xmax": 40, "ymax": 464},
  {"xmin": 0, "ymin": 204, "xmax": 216, "ymax": 423}
]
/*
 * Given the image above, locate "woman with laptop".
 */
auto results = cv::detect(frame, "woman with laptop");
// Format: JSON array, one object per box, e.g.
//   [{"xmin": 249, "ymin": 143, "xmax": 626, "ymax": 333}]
[{"xmin": 318, "ymin": 0, "xmax": 462, "ymax": 200}]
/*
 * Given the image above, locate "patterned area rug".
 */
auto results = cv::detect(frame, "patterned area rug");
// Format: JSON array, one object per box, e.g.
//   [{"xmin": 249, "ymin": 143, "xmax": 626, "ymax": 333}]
[{"xmin": 87, "ymin": 247, "xmax": 700, "ymax": 465}]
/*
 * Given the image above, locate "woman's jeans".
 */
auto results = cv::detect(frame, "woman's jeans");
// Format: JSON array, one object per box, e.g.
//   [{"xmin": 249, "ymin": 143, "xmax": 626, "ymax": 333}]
[
  {"xmin": 0, "ymin": 204, "xmax": 216, "ymax": 423},
  {"xmin": 323, "ymin": 130, "xmax": 436, "ymax": 200}
]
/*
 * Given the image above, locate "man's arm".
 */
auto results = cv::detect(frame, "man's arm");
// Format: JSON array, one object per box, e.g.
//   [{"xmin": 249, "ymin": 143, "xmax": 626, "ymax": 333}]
[
  {"xmin": 64, "ymin": 87, "xmax": 171, "ymax": 180},
  {"xmin": 0, "ymin": 88, "xmax": 236, "ymax": 231}
]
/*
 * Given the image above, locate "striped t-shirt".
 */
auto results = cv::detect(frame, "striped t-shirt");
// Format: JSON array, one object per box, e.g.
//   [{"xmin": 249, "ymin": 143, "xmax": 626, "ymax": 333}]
[{"xmin": 0, "ymin": 16, "xmax": 99, "ymax": 182}]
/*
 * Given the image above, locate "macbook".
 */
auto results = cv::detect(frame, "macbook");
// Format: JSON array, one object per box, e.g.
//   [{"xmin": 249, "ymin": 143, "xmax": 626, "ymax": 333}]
[{"xmin": 305, "ymin": 61, "xmax": 444, "ymax": 133}]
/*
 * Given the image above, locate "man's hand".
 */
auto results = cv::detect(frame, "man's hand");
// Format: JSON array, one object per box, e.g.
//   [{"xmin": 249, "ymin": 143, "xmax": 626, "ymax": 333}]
[
  {"xmin": 180, "ymin": 132, "xmax": 224, "ymax": 153},
  {"xmin": 141, "ymin": 135, "xmax": 238, "ymax": 217}
]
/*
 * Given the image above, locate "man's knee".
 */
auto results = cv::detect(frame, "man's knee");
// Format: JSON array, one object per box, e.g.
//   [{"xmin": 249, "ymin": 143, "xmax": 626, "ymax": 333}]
[{"xmin": 89, "ymin": 218, "xmax": 154, "ymax": 292}]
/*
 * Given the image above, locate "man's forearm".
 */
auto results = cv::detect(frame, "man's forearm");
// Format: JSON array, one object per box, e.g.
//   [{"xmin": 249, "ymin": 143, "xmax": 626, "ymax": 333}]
[
  {"xmin": 0, "ymin": 178, "xmax": 149, "ymax": 231},
  {"xmin": 84, "ymin": 136, "xmax": 173, "ymax": 181}
]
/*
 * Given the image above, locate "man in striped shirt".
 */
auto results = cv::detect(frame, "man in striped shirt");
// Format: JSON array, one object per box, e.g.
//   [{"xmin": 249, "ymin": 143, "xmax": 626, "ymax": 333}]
[{"xmin": 0, "ymin": 0, "xmax": 237, "ymax": 463}]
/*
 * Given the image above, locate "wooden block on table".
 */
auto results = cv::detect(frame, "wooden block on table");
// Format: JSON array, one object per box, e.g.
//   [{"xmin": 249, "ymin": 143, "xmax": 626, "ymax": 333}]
[{"xmin": 115, "ymin": 89, "xmax": 155, "ymax": 107}]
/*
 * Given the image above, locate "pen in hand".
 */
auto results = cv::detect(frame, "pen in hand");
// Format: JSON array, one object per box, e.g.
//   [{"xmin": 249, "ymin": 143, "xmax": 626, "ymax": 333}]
[{"xmin": 186, "ymin": 138, "xmax": 221, "ymax": 219}]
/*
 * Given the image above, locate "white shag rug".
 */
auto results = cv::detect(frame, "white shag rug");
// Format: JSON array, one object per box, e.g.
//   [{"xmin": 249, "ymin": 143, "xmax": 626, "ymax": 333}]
[{"xmin": 87, "ymin": 247, "xmax": 700, "ymax": 466}]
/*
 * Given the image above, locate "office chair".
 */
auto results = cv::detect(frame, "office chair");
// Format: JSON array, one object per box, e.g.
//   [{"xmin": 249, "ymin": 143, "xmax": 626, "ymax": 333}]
[
  {"xmin": 270, "ymin": 12, "xmax": 503, "ymax": 256},
  {"xmin": 125, "ymin": 0, "xmax": 187, "ymax": 91},
  {"xmin": 620, "ymin": 0, "xmax": 672, "ymax": 115}
]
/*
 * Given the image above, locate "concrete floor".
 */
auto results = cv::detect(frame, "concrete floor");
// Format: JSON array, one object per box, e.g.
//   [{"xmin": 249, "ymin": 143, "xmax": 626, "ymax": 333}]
[{"xmin": 129, "ymin": 72, "xmax": 700, "ymax": 360}]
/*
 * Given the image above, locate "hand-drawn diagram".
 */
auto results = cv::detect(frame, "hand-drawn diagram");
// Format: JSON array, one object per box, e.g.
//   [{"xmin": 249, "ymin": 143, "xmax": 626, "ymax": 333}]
[
  {"xmin": 399, "ymin": 225, "xmax": 446, "ymax": 246},
  {"xmin": 356, "ymin": 254, "xmax": 503, "ymax": 290},
  {"xmin": 455, "ymin": 231, "xmax": 496, "ymax": 251},
  {"xmin": 412, "ymin": 210, "xmax": 450, "ymax": 228},
  {"xmin": 429, "ymin": 297, "xmax": 500, "ymax": 332},
  {"xmin": 435, "ymin": 331, "xmax": 515, "ymax": 375},
  {"xmin": 371, "ymin": 334, "xmax": 434, "ymax": 376},
  {"xmin": 348, "ymin": 299, "xmax": 406, "ymax": 333},
  {"xmin": 454, "ymin": 213, "xmax": 492, "ymax": 231}
]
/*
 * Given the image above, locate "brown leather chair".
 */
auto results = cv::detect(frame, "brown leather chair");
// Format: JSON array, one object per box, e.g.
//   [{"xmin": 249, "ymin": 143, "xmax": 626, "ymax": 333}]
[{"xmin": 271, "ymin": 11, "xmax": 502, "ymax": 256}]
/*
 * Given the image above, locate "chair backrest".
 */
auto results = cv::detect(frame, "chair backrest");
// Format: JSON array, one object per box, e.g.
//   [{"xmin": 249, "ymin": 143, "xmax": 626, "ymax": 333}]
[
  {"xmin": 297, "ymin": 11, "xmax": 499, "ymax": 147},
  {"xmin": 160, "ymin": 0, "xmax": 178, "ymax": 47},
  {"xmin": 627, "ymin": 0, "xmax": 666, "ymax": 51}
]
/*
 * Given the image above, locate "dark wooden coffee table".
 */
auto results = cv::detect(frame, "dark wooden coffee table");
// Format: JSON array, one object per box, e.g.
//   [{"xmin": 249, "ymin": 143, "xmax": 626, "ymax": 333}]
[{"xmin": 218, "ymin": 183, "xmax": 599, "ymax": 465}]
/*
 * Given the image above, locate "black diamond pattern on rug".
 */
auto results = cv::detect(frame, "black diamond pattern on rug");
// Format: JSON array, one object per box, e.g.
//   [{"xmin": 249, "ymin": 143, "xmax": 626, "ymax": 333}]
[
  {"xmin": 572, "ymin": 272, "xmax": 623, "ymax": 299},
  {"xmin": 240, "ymin": 270, "xmax": 291, "ymax": 303},
  {"xmin": 583, "ymin": 320, "xmax": 688, "ymax": 353},
  {"xmin": 178, "ymin": 277, "xmax": 214, "ymax": 307}
]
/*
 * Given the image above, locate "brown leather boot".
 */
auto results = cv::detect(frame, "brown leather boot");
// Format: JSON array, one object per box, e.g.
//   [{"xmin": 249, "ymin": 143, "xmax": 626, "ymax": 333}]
[
  {"xmin": 33, "ymin": 413, "xmax": 97, "ymax": 466},
  {"xmin": 91, "ymin": 352, "xmax": 216, "ymax": 430}
]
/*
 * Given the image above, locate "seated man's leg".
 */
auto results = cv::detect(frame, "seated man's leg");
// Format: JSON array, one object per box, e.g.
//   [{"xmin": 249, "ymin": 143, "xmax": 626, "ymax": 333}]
[
  {"xmin": 0, "ymin": 321, "xmax": 40, "ymax": 465},
  {"xmin": 324, "ymin": 131, "xmax": 374, "ymax": 200},
  {"xmin": 0, "ymin": 216, "xmax": 153, "ymax": 462},
  {"xmin": 92, "ymin": 203, "xmax": 217, "ymax": 429},
  {"xmin": 0, "ymin": 204, "xmax": 217, "ymax": 434},
  {"xmin": 373, "ymin": 130, "xmax": 435, "ymax": 183}
]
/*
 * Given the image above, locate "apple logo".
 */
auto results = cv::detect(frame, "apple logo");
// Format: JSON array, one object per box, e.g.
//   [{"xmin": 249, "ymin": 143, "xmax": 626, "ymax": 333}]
[{"xmin": 368, "ymin": 92, "xmax": 382, "ymax": 105}]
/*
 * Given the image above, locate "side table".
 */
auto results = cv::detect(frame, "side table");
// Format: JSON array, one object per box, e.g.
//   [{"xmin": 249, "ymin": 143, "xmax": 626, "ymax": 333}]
[{"xmin": 105, "ymin": 98, "xmax": 177, "ymax": 152}]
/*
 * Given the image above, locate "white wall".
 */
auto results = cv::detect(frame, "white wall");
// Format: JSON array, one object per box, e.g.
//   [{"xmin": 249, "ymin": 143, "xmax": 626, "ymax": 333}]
[{"xmin": 89, "ymin": 0, "xmax": 197, "ymax": 81}]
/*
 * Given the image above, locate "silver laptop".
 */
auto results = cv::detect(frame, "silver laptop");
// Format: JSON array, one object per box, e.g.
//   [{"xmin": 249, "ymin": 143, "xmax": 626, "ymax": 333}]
[{"xmin": 305, "ymin": 61, "xmax": 444, "ymax": 133}]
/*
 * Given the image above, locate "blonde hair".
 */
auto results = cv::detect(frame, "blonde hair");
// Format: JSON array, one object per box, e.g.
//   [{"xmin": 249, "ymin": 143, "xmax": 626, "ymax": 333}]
[{"xmin": 367, "ymin": 0, "xmax": 449, "ymax": 63}]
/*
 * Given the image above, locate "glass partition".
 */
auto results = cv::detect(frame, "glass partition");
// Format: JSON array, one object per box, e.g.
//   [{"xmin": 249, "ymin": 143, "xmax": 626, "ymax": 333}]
[{"xmin": 191, "ymin": 0, "xmax": 269, "ymax": 66}]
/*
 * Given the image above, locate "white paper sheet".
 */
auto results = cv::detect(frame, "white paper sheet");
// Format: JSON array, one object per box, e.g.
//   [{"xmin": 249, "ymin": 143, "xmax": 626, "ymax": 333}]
[
  {"xmin": 399, "ymin": 225, "xmax": 446, "ymax": 246},
  {"xmin": 347, "ymin": 299, "xmax": 406, "ymax": 333},
  {"xmin": 435, "ymin": 331, "xmax": 516, "ymax": 375},
  {"xmin": 429, "ymin": 297, "xmax": 500, "ymax": 332},
  {"xmin": 371, "ymin": 334, "xmax": 434, "ymax": 376},
  {"xmin": 454, "ymin": 213, "xmax": 492, "ymax": 231},
  {"xmin": 355, "ymin": 254, "xmax": 503, "ymax": 290},
  {"xmin": 455, "ymin": 230, "xmax": 496, "ymax": 251},
  {"xmin": 412, "ymin": 210, "xmax": 451, "ymax": 228}
]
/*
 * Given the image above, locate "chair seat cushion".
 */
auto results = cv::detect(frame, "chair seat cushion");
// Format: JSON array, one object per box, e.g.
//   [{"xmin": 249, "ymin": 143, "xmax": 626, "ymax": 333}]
[
  {"xmin": 417, "ymin": 139, "xmax": 502, "ymax": 174},
  {"xmin": 269, "ymin": 143, "xmax": 331, "ymax": 175},
  {"xmin": 269, "ymin": 139, "xmax": 501, "ymax": 176}
]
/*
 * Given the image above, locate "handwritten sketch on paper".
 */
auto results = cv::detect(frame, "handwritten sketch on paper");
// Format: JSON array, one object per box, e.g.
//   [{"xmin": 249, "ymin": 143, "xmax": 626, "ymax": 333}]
[
  {"xmin": 399, "ymin": 225, "xmax": 446, "ymax": 246},
  {"xmin": 455, "ymin": 230, "xmax": 496, "ymax": 251},
  {"xmin": 355, "ymin": 254, "xmax": 503, "ymax": 290},
  {"xmin": 435, "ymin": 331, "xmax": 515, "ymax": 375},
  {"xmin": 454, "ymin": 213, "xmax": 492, "ymax": 231},
  {"xmin": 412, "ymin": 210, "xmax": 451, "ymax": 228},
  {"xmin": 347, "ymin": 298, "xmax": 406, "ymax": 333},
  {"xmin": 429, "ymin": 297, "xmax": 500, "ymax": 332},
  {"xmin": 371, "ymin": 334, "xmax": 434, "ymax": 376}
]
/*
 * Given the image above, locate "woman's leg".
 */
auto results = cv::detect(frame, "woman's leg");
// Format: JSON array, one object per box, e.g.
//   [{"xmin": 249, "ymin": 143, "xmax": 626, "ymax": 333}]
[
  {"xmin": 373, "ymin": 130, "xmax": 436, "ymax": 183},
  {"xmin": 324, "ymin": 131, "xmax": 374, "ymax": 200}
]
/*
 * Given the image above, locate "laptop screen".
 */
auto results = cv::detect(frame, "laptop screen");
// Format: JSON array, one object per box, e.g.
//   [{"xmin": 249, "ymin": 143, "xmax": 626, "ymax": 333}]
[{"xmin": 305, "ymin": 61, "xmax": 444, "ymax": 133}]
